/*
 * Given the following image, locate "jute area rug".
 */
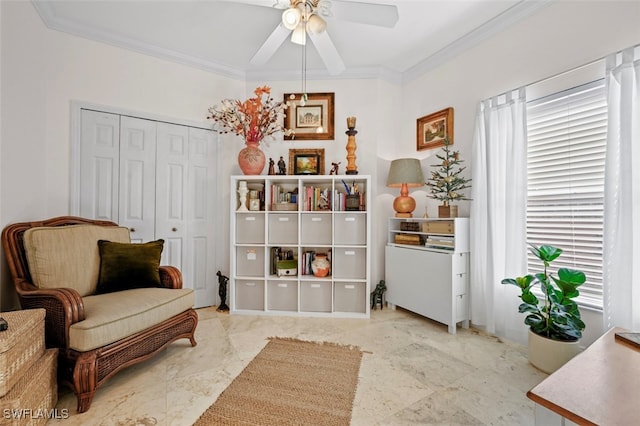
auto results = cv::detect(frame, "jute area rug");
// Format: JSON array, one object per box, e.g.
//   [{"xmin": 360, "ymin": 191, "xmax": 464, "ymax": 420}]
[{"xmin": 194, "ymin": 337, "xmax": 364, "ymax": 425}]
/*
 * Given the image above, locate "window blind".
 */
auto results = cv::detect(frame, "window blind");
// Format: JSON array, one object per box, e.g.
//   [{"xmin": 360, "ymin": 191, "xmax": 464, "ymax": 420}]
[{"xmin": 526, "ymin": 79, "xmax": 606, "ymax": 309}]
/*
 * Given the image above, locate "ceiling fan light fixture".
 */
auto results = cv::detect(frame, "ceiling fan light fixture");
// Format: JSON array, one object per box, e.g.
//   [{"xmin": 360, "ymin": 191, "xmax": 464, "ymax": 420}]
[
  {"xmin": 282, "ymin": 7, "xmax": 302, "ymax": 30},
  {"xmin": 291, "ymin": 23, "xmax": 307, "ymax": 45},
  {"xmin": 306, "ymin": 14, "xmax": 326, "ymax": 34}
]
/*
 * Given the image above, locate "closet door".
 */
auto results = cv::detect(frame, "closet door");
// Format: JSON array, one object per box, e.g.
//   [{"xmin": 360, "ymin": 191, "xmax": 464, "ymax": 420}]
[
  {"xmin": 186, "ymin": 127, "xmax": 216, "ymax": 308},
  {"xmin": 155, "ymin": 122, "xmax": 188, "ymax": 270},
  {"xmin": 156, "ymin": 123, "xmax": 216, "ymax": 307},
  {"xmin": 79, "ymin": 110, "xmax": 120, "ymax": 221},
  {"xmin": 118, "ymin": 116, "xmax": 157, "ymax": 243}
]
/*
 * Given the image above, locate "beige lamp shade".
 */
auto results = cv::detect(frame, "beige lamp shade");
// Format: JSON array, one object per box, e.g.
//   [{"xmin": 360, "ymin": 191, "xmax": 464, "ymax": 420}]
[{"xmin": 386, "ymin": 158, "xmax": 425, "ymax": 217}]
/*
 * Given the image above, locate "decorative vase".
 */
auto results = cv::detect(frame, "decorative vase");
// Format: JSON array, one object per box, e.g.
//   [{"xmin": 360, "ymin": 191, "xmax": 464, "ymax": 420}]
[
  {"xmin": 311, "ymin": 254, "xmax": 330, "ymax": 277},
  {"xmin": 238, "ymin": 140, "xmax": 266, "ymax": 175},
  {"xmin": 528, "ymin": 329, "xmax": 581, "ymax": 374}
]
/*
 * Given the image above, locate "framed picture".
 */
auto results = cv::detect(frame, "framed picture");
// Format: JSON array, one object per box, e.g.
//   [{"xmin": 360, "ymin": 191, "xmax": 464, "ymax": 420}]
[
  {"xmin": 289, "ymin": 149, "xmax": 325, "ymax": 175},
  {"xmin": 284, "ymin": 93, "xmax": 335, "ymax": 140},
  {"xmin": 416, "ymin": 107, "xmax": 454, "ymax": 151}
]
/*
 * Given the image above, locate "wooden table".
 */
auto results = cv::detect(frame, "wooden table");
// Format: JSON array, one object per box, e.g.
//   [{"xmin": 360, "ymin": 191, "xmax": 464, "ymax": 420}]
[{"xmin": 527, "ymin": 327, "xmax": 640, "ymax": 425}]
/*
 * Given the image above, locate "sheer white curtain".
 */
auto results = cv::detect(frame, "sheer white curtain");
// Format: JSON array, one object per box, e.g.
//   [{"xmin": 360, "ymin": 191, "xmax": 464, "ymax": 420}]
[
  {"xmin": 470, "ymin": 88, "xmax": 529, "ymax": 344},
  {"xmin": 603, "ymin": 45, "xmax": 640, "ymax": 331}
]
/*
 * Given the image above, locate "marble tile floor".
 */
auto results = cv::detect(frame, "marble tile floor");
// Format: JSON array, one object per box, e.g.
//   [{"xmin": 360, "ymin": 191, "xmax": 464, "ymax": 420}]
[{"xmin": 49, "ymin": 307, "xmax": 548, "ymax": 426}]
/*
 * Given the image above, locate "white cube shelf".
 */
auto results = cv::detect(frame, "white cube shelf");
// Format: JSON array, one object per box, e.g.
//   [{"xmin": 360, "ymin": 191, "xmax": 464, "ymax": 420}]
[{"xmin": 230, "ymin": 175, "xmax": 371, "ymax": 318}]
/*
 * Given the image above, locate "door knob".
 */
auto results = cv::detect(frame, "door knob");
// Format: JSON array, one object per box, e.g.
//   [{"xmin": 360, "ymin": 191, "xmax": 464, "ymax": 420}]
[
  {"xmin": 130, "ymin": 228, "xmax": 136, "ymax": 232},
  {"xmin": 172, "ymin": 227, "xmax": 177, "ymax": 232}
]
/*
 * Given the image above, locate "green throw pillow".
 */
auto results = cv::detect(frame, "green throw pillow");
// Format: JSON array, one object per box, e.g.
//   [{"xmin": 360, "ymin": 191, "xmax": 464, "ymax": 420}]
[{"xmin": 96, "ymin": 239, "xmax": 164, "ymax": 294}]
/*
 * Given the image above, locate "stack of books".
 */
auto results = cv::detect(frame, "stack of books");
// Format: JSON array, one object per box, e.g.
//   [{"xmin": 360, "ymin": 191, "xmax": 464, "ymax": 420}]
[
  {"xmin": 394, "ymin": 233, "xmax": 423, "ymax": 245},
  {"xmin": 425, "ymin": 235, "xmax": 454, "ymax": 249}
]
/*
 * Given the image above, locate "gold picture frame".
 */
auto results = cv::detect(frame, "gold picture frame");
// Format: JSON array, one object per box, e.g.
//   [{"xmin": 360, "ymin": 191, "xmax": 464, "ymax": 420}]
[
  {"xmin": 284, "ymin": 93, "xmax": 335, "ymax": 140},
  {"xmin": 289, "ymin": 148, "xmax": 325, "ymax": 175},
  {"xmin": 416, "ymin": 107, "xmax": 454, "ymax": 151}
]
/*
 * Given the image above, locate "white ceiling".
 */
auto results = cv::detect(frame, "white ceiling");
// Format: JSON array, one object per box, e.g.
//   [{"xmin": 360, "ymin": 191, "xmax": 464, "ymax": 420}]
[{"xmin": 32, "ymin": 0, "xmax": 550, "ymax": 81}]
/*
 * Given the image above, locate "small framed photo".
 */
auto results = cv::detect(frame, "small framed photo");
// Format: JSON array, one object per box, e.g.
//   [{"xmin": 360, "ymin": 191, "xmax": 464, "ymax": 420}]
[
  {"xmin": 417, "ymin": 107, "xmax": 454, "ymax": 151},
  {"xmin": 249, "ymin": 199, "xmax": 260, "ymax": 211},
  {"xmin": 289, "ymin": 148, "xmax": 325, "ymax": 175},
  {"xmin": 284, "ymin": 93, "xmax": 334, "ymax": 140}
]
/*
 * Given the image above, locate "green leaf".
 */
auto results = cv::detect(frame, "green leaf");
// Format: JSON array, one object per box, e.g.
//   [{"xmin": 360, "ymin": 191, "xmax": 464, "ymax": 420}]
[
  {"xmin": 530, "ymin": 244, "xmax": 562, "ymax": 263},
  {"xmin": 558, "ymin": 268, "xmax": 586, "ymax": 285}
]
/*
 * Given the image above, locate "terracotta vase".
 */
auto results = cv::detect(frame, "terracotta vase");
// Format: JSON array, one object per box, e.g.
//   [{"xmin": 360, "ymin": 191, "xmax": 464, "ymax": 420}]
[{"xmin": 238, "ymin": 141, "xmax": 266, "ymax": 175}]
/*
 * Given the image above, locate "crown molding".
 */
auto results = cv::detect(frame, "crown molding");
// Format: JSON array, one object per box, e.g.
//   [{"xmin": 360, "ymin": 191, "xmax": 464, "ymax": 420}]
[
  {"xmin": 32, "ymin": 0, "xmax": 552, "ymax": 85},
  {"xmin": 402, "ymin": 0, "xmax": 555, "ymax": 83},
  {"xmin": 245, "ymin": 65, "xmax": 403, "ymax": 84},
  {"xmin": 31, "ymin": 0, "xmax": 246, "ymax": 80}
]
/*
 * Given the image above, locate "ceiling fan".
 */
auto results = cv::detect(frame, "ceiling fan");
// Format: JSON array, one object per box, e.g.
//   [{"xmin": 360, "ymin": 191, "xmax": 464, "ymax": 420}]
[{"xmin": 235, "ymin": 0, "xmax": 399, "ymax": 75}]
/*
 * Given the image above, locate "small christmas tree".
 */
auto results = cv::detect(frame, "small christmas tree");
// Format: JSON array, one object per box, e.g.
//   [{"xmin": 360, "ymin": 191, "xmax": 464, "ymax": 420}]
[{"xmin": 426, "ymin": 138, "xmax": 471, "ymax": 216}]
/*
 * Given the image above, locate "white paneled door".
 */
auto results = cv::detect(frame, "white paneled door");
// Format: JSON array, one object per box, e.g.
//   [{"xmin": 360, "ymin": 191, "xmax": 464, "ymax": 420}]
[{"xmin": 77, "ymin": 109, "xmax": 217, "ymax": 308}]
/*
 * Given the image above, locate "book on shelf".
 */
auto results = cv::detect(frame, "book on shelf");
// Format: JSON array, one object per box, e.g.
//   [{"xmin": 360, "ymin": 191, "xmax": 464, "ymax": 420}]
[
  {"xmin": 395, "ymin": 233, "xmax": 423, "ymax": 245},
  {"xmin": 302, "ymin": 186, "xmax": 332, "ymax": 211},
  {"xmin": 426, "ymin": 236, "xmax": 454, "ymax": 247}
]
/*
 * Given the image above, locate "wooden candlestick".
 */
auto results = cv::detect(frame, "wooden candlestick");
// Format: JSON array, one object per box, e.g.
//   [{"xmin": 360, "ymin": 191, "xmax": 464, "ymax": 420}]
[{"xmin": 345, "ymin": 117, "xmax": 358, "ymax": 175}]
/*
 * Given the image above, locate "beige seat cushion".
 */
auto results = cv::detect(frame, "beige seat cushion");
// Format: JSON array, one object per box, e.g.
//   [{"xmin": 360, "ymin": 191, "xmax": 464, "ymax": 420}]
[
  {"xmin": 23, "ymin": 225, "xmax": 130, "ymax": 296},
  {"xmin": 69, "ymin": 287, "xmax": 194, "ymax": 352}
]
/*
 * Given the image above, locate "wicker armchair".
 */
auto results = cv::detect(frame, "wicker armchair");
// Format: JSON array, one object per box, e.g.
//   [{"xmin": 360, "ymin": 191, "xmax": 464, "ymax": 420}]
[{"xmin": 1, "ymin": 216, "xmax": 198, "ymax": 413}]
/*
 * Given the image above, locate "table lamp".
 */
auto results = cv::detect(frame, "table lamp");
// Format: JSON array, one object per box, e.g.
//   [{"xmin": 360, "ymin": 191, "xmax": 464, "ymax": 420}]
[{"xmin": 386, "ymin": 158, "xmax": 425, "ymax": 217}]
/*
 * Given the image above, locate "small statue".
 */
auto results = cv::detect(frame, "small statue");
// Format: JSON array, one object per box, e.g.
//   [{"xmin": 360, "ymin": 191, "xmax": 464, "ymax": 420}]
[
  {"xmin": 330, "ymin": 162, "xmax": 341, "ymax": 175},
  {"xmin": 370, "ymin": 280, "xmax": 387, "ymax": 310},
  {"xmin": 216, "ymin": 270, "xmax": 229, "ymax": 312},
  {"xmin": 268, "ymin": 158, "xmax": 275, "ymax": 175},
  {"xmin": 278, "ymin": 156, "xmax": 286, "ymax": 175}
]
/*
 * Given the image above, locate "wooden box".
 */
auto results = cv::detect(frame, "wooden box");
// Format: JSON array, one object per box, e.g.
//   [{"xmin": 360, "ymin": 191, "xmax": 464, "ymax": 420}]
[
  {"xmin": 270, "ymin": 203, "xmax": 297, "ymax": 211},
  {"xmin": 421, "ymin": 220, "xmax": 455, "ymax": 234},
  {"xmin": 0, "ymin": 349, "xmax": 58, "ymax": 425},
  {"xmin": 395, "ymin": 233, "xmax": 423, "ymax": 245},
  {"xmin": 400, "ymin": 222, "xmax": 421, "ymax": 232},
  {"xmin": 0, "ymin": 309, "xmax": 45, "ymax": 397}
]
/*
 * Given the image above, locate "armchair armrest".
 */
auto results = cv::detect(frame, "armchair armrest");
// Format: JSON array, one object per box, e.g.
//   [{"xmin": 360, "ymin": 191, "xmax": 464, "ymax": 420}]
[
  {"xmin": 15, "ymin": 278, "xmax": 85, "ymax": 349},
  {"xmin": 159, "ymin": 266, "xmax": 183, "ymax": 289}
]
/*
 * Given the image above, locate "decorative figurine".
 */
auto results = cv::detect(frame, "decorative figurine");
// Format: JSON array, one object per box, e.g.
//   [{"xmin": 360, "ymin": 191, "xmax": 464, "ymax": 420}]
[
  {"xmin": 370, "ymin": 279, "xmax": 387, "ymax": 310},
  {"xmin": 345, "ymin": 117, "xmax": 358, "ymax": 175},
  {"xmin": 216, "ymin": 270, "xmax": 229, "ymax": 312},
  {"xmin": 268, "ymin": 157, "xmax": 275, "ymax": 175},
  {"xmin": 330, "ymin": 162, "xmax": 341, "ymax": 175},
  {"xmin": 278, "ymin": 156, "xmax": 286, "ymax": 175},
  {"xmin": 237, "ymin": 181, "xmax": 249, "ymax": 211}
]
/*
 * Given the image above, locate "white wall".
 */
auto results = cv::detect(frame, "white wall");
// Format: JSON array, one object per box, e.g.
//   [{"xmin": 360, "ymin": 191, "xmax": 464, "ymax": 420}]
[
  {"xmin": 399, "ymin": 1, "xmax": 640, "ymax": 346},
  {"xmin": 0, "ymin": 1, "xmax": 244, "ymax": 309},
  {"xmin": 1, "ymin": 0, "xmax": 639, "ymax": 346}
]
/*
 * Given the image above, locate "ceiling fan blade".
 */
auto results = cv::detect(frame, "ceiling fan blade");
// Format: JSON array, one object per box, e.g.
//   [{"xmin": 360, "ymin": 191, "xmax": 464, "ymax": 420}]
[
  {"xmin": 329, "ymin": 1, "xmax": 399, "ymax": 28},
  {"xmin": 308, "ymin": 31, "xmax": 346, "ymax": 76},
  {"xmin": 250, "ymin": 23, "xmax": 292, "ymax": 65}
]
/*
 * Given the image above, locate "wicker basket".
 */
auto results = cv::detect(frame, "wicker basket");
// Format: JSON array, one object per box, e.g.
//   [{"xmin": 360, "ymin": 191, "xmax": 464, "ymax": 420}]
[
  {"xmin": 0, "ymin": 348, "xmax": 58, "ymax": 426},
  {"xmin": 0, "ymin": 309, "xmax": 46, "ymax": 398}
]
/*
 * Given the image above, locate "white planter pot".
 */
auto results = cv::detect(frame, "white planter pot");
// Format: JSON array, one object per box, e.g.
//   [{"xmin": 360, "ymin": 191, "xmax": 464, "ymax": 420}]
[{"xmin": 528, "ymin": 329, "xmax": 581, "ymax": 374}]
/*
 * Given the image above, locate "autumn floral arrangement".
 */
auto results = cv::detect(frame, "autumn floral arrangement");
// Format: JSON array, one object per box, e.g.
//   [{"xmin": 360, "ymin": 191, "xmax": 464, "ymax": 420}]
[{"xmin": 207, "ymin": 86, "xmax": 292, "ymax": 144}]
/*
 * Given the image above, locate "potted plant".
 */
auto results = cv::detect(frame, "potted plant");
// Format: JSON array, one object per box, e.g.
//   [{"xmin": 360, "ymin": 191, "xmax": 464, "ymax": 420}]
[
  {"xmin": 502, "ymin": 244, "xmax": 586, "ymax": 373},
  {"xmin": 426, "ymin": 137, "xmax": 471, "ymax": 217}
]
